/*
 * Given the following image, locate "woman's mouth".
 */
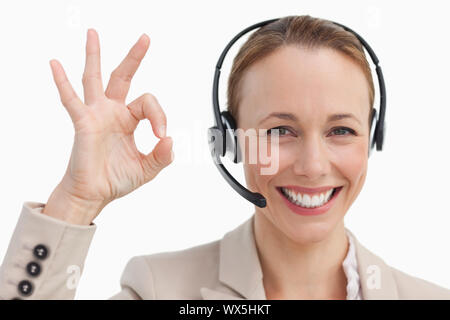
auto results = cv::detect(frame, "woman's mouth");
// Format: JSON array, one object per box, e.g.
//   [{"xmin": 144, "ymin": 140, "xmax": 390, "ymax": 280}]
[{"xmin": 276, "ymin": 186, "xmax": 343, "ymax": 216}]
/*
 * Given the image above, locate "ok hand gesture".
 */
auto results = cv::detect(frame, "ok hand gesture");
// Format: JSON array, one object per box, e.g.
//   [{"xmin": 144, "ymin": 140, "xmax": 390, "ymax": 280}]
[{"xmin": 44, "ymin": 29, "xmax": 174, "ymax": 225}]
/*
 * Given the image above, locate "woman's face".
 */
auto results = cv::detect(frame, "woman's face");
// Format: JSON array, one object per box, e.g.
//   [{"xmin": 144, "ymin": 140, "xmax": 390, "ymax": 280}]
[{"xmin": 237, "ymin": 45, "xmax": 371, "ymax": 244}]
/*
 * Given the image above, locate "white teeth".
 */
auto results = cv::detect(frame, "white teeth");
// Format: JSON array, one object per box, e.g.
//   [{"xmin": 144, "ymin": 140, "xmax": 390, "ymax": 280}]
[
  {"xmin": 289, "ymin": 189, "xmax": 295, "ymax": 200},
  {"xmin": 281, "ymin": 187, "xmax": 337, "ymax": 208},
  {"xmin": 311, "ymin": 194, "xmax": 320, "ymax": 207},
  {"xmin": 302, "ymin": 194, "xmax": 311, "ymax": 206}
]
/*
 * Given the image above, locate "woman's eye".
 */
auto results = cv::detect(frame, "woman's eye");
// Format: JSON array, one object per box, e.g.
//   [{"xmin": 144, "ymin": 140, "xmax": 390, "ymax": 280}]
[
  {"xmin": 330, "ymin": 127, "xmax": 356, "ymax": 136},
  {"xmin": 267, "ymin": 126, "xmax": 292, "ymax": 136}
]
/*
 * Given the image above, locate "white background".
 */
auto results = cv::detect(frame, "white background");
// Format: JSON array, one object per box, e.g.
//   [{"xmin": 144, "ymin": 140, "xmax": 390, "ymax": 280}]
[{"xmin": 0, "ymin": 0, "xmax": 449, "ymax": 299}]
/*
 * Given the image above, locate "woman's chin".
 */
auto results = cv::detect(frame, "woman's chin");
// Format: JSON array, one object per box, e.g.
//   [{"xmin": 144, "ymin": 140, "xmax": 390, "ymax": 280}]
[
  {"xmin": 269, "ymin": 203, "xmax": 338, "ymax": 244},
  {"xmin": 282, "ymin": 221, "xmax": 334, "ymax": 244}
]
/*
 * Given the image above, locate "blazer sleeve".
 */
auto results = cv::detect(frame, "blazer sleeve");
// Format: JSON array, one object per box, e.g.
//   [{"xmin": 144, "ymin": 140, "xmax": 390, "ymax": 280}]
[{"xmin": 0, "ymin": 201, "xmax": 96, "ymax": 300}]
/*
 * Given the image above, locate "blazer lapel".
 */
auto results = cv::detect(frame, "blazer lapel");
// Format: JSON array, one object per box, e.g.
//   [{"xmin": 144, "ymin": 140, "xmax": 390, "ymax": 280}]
[
  {"xmin": 200, "ymin": 214, "xmax": 400, "ymax": 300},
  {"xmin": 201, "ymin": 214, "xmax": 266, "ymax": 300},
  {"xmin": 345, "ymin": 228, "xmax": 399, "ymax": 299}
]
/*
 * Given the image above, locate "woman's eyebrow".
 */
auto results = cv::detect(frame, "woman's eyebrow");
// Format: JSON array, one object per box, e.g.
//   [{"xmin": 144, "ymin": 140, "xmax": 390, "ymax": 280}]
[
  {"xmin": 328, "ymin": 113, "xmax": 361, "ymax": 125},
  {"xmin": 258, "ymin": 112, "xmax": 298, "ymax": 124},
  {"xmin": 258, "ymin": 112, "xmax": 361, "ymax": 125}
]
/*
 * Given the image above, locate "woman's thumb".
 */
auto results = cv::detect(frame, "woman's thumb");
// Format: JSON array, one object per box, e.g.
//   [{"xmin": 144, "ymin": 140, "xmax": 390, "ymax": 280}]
[{"xmin": 141, "ymin": 136, "xmax": 174, "ymax": 182}]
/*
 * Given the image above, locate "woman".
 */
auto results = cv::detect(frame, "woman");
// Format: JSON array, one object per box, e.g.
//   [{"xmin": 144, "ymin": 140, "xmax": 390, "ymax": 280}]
[{"xmin": 0, "ymin": 15, "xmax": 448, "ymax": 300}]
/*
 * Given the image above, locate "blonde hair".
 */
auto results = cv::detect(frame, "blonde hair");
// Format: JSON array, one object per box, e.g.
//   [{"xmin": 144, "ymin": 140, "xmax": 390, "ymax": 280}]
[{"xmin": 227, "ymin": 15, "xmax": 375, "ymax": 126}]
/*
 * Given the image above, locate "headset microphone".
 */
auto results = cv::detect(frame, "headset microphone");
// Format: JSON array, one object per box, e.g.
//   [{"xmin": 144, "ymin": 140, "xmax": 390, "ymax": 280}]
[{"xmin": 207, "ymin": 17, "xmax": 386, "ymax": 208}]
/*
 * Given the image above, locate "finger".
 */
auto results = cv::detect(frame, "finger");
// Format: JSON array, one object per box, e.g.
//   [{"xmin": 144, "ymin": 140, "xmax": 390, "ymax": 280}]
[
  {"xmin": 140, "ymin": 136, "xmax": 174, "ymax": 183},
  {"xmin": 82, "ymin": 28, "xmax": 104, "ymax": 105},
  {"xmin": 105, "ymin": 34, "xmax": 150, "ymax": 103},
  {"xmin": 127, "ymin": 93, "xmax": 167, "ymax": 138},
  {"xmin": 49, "ymin": 59, "xmax": 86, "ymax": 122}
]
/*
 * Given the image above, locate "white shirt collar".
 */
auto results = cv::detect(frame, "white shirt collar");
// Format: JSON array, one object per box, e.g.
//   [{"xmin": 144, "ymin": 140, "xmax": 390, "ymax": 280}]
[{"xmin": 343, "ymin": 229, "xmax": 363, "ymax": 300}]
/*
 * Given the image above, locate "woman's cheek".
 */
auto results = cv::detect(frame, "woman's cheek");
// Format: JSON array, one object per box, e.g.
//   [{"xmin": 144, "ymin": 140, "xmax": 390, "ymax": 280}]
[
  {"xmin": 253, "ymin": 142, "xmax": 293, "ymax": 175},
  {"xmin": 333, "ymin": 141, "xmax": 368, "ymax": 185},
  {"xmin": 242, "ymin": 141, "xmax": 290, "ymax": 193}
]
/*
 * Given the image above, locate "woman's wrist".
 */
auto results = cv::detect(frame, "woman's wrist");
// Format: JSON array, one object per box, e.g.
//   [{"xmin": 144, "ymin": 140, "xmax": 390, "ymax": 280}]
[{"xmin": 41, "ymin": 185, "xmax": 104, "ymax": 226}]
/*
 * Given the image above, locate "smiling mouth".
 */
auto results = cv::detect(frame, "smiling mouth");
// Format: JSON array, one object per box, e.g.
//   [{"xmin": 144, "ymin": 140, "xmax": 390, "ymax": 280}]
[{"xmin": 277, "ymin": 186, "xmax": 342, "ymax": 209}]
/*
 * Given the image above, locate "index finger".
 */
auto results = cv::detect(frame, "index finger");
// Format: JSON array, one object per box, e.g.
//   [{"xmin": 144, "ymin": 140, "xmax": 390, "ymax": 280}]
[
  {"xmin": 105, "ymin": 34, "xmax": 150, "ymax": 103},
  {"xmin": 127, "ymin": 93, "xmax": 167, "ymax": 139}
]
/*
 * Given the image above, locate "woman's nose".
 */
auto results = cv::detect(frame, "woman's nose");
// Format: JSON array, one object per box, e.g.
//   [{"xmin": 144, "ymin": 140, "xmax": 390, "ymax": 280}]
[{"xmin": 292, "ymin": 136, "xmax": 330, "ymax": 179}]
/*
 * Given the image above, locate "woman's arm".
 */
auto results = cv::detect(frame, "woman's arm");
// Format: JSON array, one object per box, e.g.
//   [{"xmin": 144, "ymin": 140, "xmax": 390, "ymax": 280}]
[
  {"xmin": 0, "ymin": 29, "xmax": 174, "ymax": 299},
  {"xmin": 0, "ymin": 202, "xmax": 96, "ymax": 299}
]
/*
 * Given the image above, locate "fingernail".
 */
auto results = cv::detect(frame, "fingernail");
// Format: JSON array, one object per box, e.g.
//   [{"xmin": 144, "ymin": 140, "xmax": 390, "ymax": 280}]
[
  {"xmin": 159, "ymin": 125, "xmax": 166, "ymax": 137},
  {"xmin": 140, "ymin": 34, "xmax": 147, "ymax": 41}
]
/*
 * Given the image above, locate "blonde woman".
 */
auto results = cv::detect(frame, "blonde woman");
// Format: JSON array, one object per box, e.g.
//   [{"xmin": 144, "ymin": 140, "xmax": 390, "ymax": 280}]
[{"xmin": 1, "ymin": 15, "xmax": 449, "ymax": 300}]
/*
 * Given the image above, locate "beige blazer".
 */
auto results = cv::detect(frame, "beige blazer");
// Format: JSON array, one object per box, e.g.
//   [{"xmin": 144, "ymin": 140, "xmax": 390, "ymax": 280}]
[{"xmin": 0, "ymin": 201, "xmax": 449, "ymax": 300}]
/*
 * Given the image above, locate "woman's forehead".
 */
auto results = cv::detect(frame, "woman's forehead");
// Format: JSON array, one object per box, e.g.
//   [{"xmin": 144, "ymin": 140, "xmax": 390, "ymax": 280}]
[{"xmin": 238, "ymin": 46, "xmax": 370, "ymax": 123}]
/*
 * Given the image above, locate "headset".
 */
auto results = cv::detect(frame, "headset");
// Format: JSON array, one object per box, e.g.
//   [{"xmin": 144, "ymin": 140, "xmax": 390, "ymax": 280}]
[{"xmin": 207, "ymin": 17, "xmax": 386, "ymax": 208}]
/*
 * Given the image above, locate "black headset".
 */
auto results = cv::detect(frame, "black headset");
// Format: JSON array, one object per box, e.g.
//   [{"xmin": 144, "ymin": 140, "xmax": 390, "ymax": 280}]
[{"xmin": 207, "ymin": 17, "xmax": 386, "ymax": 208}]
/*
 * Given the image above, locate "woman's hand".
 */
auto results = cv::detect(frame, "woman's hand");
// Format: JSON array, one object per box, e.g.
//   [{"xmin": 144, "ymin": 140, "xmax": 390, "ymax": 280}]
[{"xmin": 42, "ymin": 29, "xmax": 174, "ymax": 225}]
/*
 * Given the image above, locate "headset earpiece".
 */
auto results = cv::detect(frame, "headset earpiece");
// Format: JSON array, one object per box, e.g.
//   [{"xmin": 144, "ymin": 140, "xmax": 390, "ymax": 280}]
[
  {"xmin": 375, "ymin": 115, "xmax": 386, "ymax": 152},
  {"xmin": 220, "ymin": 111, "xmax": 240, "ymax": 163},
  {"xmin": 368, "ymin": 108, "xmax": 377, "ymax": 157}
]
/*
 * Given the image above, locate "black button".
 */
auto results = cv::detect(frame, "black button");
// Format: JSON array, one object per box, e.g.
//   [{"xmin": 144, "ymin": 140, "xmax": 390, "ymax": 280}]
[
  {"xmin": 33, "ymin": 244, "xmax": 49, "ymax": 260},
  {"xmin": 26, "ymin": 261, "xmax": 41, "ymax": 277},
  {"xmin": 18, "ymin": 280, "xmax": 33, "ymax": 296}
]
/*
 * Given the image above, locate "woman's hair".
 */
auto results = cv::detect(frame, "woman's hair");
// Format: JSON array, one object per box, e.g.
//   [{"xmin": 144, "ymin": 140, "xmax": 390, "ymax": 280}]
[{"xmin": 227, "ymin": 15, "xmax": 375, "ymax": 127}]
